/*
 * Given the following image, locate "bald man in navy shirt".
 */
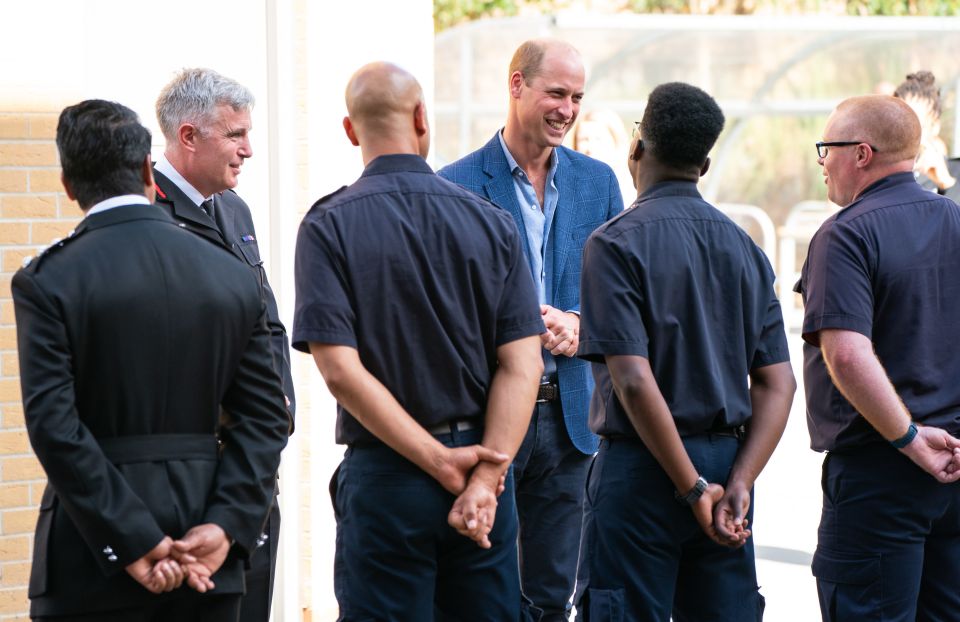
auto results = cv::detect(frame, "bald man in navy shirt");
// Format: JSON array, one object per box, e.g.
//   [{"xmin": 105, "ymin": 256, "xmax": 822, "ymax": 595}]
[{"xmin": 798, "ymin": 95, "xmax": 960, "ymax": 621}]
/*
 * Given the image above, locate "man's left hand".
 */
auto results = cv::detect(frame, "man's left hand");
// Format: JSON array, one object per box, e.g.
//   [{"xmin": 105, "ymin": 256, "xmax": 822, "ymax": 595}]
[
  {"xmin": 125, "ymin": 536, "xmax": 185, "ymax": 594},
  {"xmin": 713, "ymin": 481, "xmax": 752, "ymax": 548},
  {"xmin": 171, "ymin": 523, "xmax": 232, "ymax": 593},
  {"xmin": 541, "ymin": 305, "xmax": 579, "ymax": 357}
]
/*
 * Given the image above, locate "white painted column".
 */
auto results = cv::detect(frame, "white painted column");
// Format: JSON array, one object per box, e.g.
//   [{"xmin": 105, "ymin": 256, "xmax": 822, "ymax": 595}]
[{"xmin": 304, "ymin": 2, "xmax": 434, "ymax": 618}]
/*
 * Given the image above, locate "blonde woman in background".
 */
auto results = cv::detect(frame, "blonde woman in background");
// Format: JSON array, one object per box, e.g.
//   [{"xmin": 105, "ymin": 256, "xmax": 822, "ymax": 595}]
[
  {"xmin": 572, "ymin": 108, "xmax": 637, "ymax": 207},
  {"xmin": 893, "ymin": 70, "xmax": 958, "ymax": 196}
]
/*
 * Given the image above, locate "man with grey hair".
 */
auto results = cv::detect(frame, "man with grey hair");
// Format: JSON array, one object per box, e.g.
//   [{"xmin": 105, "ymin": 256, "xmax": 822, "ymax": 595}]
[{"xmin": 153, "ymin": 67, "xmax": 293, "ymax": 622}]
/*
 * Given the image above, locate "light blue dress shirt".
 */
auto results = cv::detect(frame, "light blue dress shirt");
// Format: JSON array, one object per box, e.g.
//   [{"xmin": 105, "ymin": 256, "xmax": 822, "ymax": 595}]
[{"xmin": 497, "ymin": 130, "xmax": 559, "ymax": 377}]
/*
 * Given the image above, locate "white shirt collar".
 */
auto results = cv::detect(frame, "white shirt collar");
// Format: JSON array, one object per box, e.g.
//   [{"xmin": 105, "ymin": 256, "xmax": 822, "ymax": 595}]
[
  {"xmin": 85, "ymin": 194, "xmax": 151, "ymax": 217},
  {"xmin": 155, "ymin": 153, "xmax": 209, "ymax": 207}
]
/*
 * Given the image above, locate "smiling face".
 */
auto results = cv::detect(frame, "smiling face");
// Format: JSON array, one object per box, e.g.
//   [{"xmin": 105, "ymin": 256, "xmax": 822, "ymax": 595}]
[
  {"xmin": 191, "ymin": 104, "xmax": 253, "ymax": 196},
  {"xmin": 511, "ymin": 46, "xmax": 585, "ymax": 153}
]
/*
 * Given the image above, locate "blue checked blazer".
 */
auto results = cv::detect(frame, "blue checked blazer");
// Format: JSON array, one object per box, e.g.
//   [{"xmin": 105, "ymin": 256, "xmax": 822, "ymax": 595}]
[{"xmin": 439, "ymin": 133, "xmax": 623, "ymax": 454}]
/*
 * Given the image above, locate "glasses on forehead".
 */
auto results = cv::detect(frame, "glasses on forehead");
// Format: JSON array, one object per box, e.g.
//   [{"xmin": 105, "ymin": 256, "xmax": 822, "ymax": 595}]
[{"xmin": 816, "ymin": 141, "xmax": 879, "ymax": 159}]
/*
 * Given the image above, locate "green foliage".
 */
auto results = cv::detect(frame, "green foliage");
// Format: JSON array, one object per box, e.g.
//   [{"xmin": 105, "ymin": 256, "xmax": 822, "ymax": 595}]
[
  {"xmin": 434, "ymin": 0, "xmax": 521, "ymax": 31},
  {"xmin": 625, "ymin": 0, "xmax": 692, "ymax": 13},
  {"xmin": 845, "ymin": 0, "xmax": 960, "ymax": 15},
  {"xmin": 433, "ymin": 0, "xmax": 960, "ymax": 21}
]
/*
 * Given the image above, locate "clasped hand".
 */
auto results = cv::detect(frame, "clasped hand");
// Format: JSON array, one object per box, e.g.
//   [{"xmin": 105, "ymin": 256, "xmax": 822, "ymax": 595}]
[
  {"xmin": 433, "ymin": 444, "xmax": 511, "ymax": 550},
  {"xmin": 125, "ymin": 523, "xmax": 231, "ymax": 594},
  {"xmin": 541, "ymin": 305, "xmax": 579, "ymax": 357},
  {"xmin": 690, "ymin": 482, "xmax": 752, "ymax": 549},
  {"xmin": 899, "ymin": 424, "xmax": 960, "ymax": 483}
]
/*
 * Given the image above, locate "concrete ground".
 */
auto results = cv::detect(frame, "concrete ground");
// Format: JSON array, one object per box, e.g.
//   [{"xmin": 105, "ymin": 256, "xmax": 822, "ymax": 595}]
[{"xmin": 751, "ymin": 332, "xmax": 823, "ymax": 621}]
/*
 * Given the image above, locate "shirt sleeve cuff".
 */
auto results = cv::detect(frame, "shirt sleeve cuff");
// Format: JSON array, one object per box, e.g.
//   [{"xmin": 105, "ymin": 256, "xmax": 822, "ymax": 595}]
[{"xmin": 577, "ymin": 338, "xmax": 648, "ymax": 363}]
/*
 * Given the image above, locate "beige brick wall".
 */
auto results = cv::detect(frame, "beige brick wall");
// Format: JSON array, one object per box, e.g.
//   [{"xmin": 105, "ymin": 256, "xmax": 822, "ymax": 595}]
[{"xmin": 0, "ymin": 110, "xmax": 78, "ymax": 620}]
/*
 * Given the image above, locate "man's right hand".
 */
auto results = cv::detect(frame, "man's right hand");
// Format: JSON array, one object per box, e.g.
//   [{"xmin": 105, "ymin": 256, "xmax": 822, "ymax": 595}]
[
  {"xmin": 900, "ymin": 425, "xmax": 960, "ymax": 483},
  {"xmin": 432, "ymin": 445, "xmax": 509, "ymax": 495}
]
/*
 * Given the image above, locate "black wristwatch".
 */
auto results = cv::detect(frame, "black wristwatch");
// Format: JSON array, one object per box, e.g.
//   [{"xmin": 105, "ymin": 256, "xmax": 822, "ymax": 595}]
[{"xmin": 675, "ymin": 476, "xmax": 708, "ymax": 506}]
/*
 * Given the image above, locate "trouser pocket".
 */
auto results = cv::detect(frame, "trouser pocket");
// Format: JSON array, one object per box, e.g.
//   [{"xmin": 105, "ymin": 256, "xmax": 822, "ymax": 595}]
[
  {"xmin": 584, "ymin": 588, "xmax": 624, "ymax": 621},
  {"xmin": 812, "ymin": 548, "xmax": 882, "ymax": 622}
]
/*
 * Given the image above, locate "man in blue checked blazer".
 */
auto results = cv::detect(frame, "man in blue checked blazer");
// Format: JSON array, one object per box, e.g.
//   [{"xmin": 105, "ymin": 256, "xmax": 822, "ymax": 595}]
[{"xmin": 440, "ymin": 38, "xmax": 623, "ymax": 621}]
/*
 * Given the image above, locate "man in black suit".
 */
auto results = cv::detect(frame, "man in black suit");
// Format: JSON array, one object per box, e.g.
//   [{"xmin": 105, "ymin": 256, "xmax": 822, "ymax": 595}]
[
  {"xmin": 152, "ymin": 68, "xmax": 293, "ymax": 622},
  {"xmin": 13, "ymin": 99, "xmax": 289, "ymax": 621}
]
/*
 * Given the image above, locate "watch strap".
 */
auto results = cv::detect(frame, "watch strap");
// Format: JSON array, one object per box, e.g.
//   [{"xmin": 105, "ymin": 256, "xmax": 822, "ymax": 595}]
[{"xmin": 890, "ymin": 422, "xmax": 918, "ymax": 449}]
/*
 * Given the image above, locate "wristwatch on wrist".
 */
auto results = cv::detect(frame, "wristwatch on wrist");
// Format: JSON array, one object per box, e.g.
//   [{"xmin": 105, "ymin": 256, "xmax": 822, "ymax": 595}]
[
  {"xmin": 890, "ymin": 422, "xmax": 918, "ymax": 449},
  {"xmin": 675, "ymin": 476, "xmax": 708, "ymax": 507}
]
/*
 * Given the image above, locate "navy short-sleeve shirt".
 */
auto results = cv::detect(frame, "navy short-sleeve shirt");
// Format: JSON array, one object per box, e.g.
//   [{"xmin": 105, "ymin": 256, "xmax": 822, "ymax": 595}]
[
  {"xmin": 292, "ymin": 154, "xmax": 543, "ymax": 445},
  {"xmin": 578, "ymin": 181, "xmax": 789, "ymax": 437},
  {"xmin": 796, "ymin": 172, "xmax": 960, "ymax": 451}
]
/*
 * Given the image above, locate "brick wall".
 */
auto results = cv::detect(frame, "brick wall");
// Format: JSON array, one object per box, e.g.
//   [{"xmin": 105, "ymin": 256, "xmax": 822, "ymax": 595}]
[{"xmin": 0, "ymin": 111, "xmax": 80, "ymax": 621}]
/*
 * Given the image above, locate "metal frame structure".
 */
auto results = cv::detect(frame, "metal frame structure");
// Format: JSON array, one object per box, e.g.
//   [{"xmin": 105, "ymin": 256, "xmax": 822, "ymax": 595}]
[{"xmin": 435, "ymin": 13, "xmax": 960, "ymax": 199}]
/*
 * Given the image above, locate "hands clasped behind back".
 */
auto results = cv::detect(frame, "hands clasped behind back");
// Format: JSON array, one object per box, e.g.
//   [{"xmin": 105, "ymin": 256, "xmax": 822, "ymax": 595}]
[{"xmin": 125, "ymin": 523, "xmax": 232, "ymax": 595}]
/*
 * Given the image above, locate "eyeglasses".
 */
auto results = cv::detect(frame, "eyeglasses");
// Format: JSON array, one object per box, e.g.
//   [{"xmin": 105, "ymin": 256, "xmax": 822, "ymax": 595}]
[
  {"xmin": 632, "ymin": 121, "xmax": 640, "ymax": 138},
  {"xmin": 816, "ymin": 141, "xmax": 879, "ymax": 159}
]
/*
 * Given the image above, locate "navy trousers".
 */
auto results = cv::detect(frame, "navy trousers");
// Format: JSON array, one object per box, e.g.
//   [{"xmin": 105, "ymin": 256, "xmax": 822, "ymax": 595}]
[
  {"xmin": 34, "ymin": 593, "xmax": 240, "ymax": 622},
  {"xmin": 814, "ymin": 443, "xmax": 960, "ymax": 622},
  {"xmin": 513, "ymin": 400, "xmax": 592, "ymax": 622},
  {"xmin": 331, "ymin": 428, "xmax": 522, "ymax": 622},
  {"xmin": 578, "ymin": 435, "xmax": 764, "ymax": 622}
]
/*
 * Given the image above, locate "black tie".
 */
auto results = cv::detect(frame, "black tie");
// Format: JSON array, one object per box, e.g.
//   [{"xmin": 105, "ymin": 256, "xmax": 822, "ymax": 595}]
[{"xmin": 200, "ymin": 197, "xmax": 216, "ymax": 222}]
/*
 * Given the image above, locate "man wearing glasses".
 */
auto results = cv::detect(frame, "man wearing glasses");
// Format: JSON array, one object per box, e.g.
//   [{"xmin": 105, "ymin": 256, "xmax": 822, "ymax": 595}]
[{"xmin": 796, "ymin": 94, "xmax": 960, "ymax": 621}]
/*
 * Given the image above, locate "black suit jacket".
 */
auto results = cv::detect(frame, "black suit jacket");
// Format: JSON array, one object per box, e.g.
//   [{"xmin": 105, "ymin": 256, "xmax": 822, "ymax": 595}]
[
  {"xmin": 13, "ymin": 205, "xmax": 289, "ymax": 617},
  {"xmin": 153, "ymin": 169, "xmax": 296, "ymax": 422}
]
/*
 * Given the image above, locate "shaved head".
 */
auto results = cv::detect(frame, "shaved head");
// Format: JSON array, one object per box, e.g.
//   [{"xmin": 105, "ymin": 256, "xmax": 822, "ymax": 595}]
[
  {"xmin": 343, "ymin": 62, "xmax": 429, "ymax": 161},
  {"xmin": 828, "ymin": 96, "xmax": 921, "ymax": 164},
  {"xmin": 819, "ymin": 95, "xmax": 920, "ymax": 206}
]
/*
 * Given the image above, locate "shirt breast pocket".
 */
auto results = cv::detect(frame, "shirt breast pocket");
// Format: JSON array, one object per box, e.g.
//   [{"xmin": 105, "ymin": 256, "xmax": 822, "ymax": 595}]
[
  {"xmin": 236, "ymin": 240, "xmax": 266, "ymax": 292},
  {"xmin": 236, "ymin": 240, "xmax": 263, "ymax": 267}
]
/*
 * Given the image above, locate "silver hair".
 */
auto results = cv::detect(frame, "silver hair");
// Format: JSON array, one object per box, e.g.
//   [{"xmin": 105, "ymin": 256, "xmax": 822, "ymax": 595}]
[{"xmin": 155, "ymin": 68, "xmax": 255, "ymax": 141}]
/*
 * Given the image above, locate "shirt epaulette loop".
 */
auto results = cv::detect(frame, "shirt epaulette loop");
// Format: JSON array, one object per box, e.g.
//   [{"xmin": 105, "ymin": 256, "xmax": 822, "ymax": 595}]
[
  {"xmin": 309, "ymin": 186, "xmax": 348, "ymax": 212},
  {"xmin": 20, "ymin": 227, "xmax": 82, "ymax": 272}
]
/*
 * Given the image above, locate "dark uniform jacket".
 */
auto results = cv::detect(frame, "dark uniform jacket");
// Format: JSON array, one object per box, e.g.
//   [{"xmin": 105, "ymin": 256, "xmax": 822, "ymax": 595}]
[
  {"xmin": 13, "ymin": 205, "xmax": 290, "ymax": 617},
  {"xmin": 153, "ymin": 169, "xmax": 295, "ymax": 420}
]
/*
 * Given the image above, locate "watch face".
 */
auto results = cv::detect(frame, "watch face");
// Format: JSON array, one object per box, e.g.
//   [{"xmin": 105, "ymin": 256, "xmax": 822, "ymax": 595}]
[{"xmin": 675, "ymin": 476, "xmax": 708, "ymax": 506}]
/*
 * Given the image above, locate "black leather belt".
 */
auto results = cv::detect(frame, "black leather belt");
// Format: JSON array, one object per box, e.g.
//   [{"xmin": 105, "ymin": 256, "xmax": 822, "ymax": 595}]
[
  {"xmin": 708, "ymin": 424, "xmax": 746, "ymax": 440},
  {"xmin": 428, "ymin": 419, "xmax": 479, "ymax": 435},
  {"xmin": 536, "ymin": 382, "xmax": 559, "ymax": 403},
  {"xmin": 98, "ymin": 434, "xmax": 219, "ymax": 464}
]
